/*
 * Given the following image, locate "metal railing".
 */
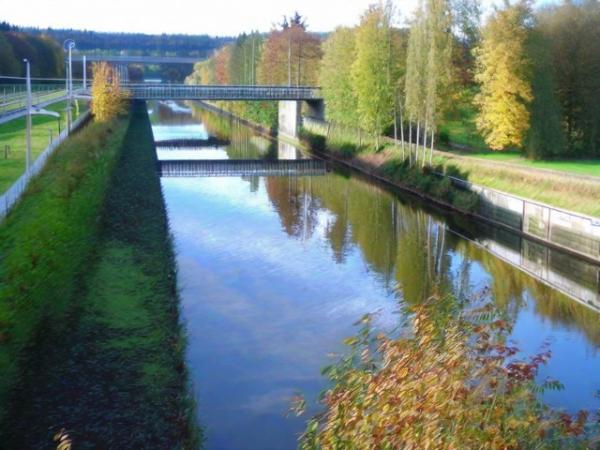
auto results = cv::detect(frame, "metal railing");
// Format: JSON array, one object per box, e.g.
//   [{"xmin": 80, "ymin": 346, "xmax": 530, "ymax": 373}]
[
  {"xmin": 115, "ymin": 84, "xmax": 323, "ymax": 101},
  {"xmin": 0, "ymin": 111, "xmax": 90, "ymax": 221}
]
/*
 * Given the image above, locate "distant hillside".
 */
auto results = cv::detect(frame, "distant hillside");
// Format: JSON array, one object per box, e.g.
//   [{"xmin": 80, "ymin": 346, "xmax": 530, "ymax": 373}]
[
  {"xmin": 0, "ymin": 27, "xmax": 64, "ymax": 79},
  {"xmin": 24, "ymin": 27, "xmax": 233, "ymax": 58}
]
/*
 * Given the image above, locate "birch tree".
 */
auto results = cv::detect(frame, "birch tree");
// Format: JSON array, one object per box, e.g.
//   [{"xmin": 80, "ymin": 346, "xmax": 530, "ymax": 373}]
[
  {"xmin": 319, "ymin": 27, "xmax": 359, "ymax": 127},
  {"xmin": 352, "ymin": 2, "xmax": 397, "ymax": 147}
]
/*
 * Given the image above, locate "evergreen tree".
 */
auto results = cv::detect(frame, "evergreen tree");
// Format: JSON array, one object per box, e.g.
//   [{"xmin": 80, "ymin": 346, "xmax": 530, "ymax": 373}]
[
  {"xmin": 474, "ymin": 1, "xmax": 532, "ymax": 151},
  {"xmin": 0, "ymin": 32, "xmax": 19, "ymax": 76},
  {"xmin": 537, "ymin": 0, "xmax": 600, "ymax": 156},
  {"xmin": 525, "ymin": 27, "xmax": 565, "ymax": 158}
]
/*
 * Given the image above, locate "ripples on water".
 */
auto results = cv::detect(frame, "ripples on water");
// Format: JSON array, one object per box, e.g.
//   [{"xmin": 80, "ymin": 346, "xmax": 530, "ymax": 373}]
[{"xmin": 151, "ymin": 101, "xmax": 600, "ymax": 450}]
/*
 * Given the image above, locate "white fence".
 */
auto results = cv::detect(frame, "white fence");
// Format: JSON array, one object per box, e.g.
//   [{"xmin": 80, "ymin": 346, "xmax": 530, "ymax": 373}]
[{"xmin": 0, "ymin": 111, "xmax": 91, "ymax": 221}]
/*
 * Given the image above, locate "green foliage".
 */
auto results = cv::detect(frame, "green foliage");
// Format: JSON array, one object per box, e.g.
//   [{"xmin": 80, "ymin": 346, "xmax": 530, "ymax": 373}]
[
  {"xmin": 298, "ymin": 297, "xmax": 596, "ymax": 449},
  {"xmin": 320, "ymin": 27, "xmax": 359, "ymax": 127},
  {"xmin": 525, "ymin": 28, "xmax": 565, "ymax": 159},
  {"xmin": 0, "ymin": 112, "xmax": 130, "ymax": 430},
  {"xmin": 537, "ymin": 0, "xmax": 600, "ymax": 156},
  {"xmin": 352, "ymin": 2, "xmax": 398, "ymax": 139},
  {"xmin": 1, "ymin": 31, "xmax": 64, "ymax": 77},
  {"xmin": 1, "ymin": 103, "xmax": 200, "ymax": 447}
]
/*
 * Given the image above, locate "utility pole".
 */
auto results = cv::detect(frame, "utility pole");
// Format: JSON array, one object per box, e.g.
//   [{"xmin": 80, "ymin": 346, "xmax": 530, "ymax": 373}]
[
  {"xmin": 83, "ymin": 55, "xmax": 87, "ymax": 90},
  {"xmin": 23, "ymin": 59, "xmax": 32, "ymax": 172},
  {"xmin": 63, "ymin": 39, "xmax": 75, "ymax": 133}
]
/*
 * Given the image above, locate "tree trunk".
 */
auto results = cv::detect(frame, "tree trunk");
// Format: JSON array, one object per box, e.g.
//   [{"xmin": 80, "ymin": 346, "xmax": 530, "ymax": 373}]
[
  {"xmin": 400, "ymin": 107, "xmax": 405, "ymax": 161},
  {"xmin": 416, "ymin": 121, "xmax": 421, "ymax": 167},
  {"xmin": 408, "ymin": 120, "xmax": 413, "ymax": 166},
  {"xmin": 430, "ymin": 128, "xmax": 435, "ymax": 165},
  {"xmin": 422, "ymin": 120, "xmax": 428, "ymax": 168}
]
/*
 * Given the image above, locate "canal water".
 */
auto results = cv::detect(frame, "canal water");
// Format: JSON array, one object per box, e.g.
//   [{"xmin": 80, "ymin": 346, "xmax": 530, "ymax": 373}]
[{"xmin": 149, "ymin": 101, "xmax": 600, "ymax": 450}]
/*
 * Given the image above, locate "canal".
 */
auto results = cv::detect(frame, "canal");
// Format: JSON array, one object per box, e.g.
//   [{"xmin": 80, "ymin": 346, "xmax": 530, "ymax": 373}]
[{"xmin": 150, "ymin": 101, "xmax": 600, "ymax": 450}]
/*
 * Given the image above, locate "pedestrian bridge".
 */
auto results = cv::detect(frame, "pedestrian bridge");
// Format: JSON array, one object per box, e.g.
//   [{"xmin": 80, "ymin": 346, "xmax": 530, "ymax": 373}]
[
  {"xmin": 72, "ymin": 55, "xmax": 200, "ymax": 65},
  {"xmin": 79, "ymin": 83, "xmax": 325, "ymax": 139},
  {"xmin": 117, "ymin": 84, "xmax": 324, "ymax": 139},
  {"xmin": 119, "ymin": 84, "xmax": 322, "ymax": 101}
]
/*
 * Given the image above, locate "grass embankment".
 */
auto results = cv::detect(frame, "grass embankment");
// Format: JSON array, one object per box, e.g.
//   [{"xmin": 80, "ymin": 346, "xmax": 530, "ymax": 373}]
[
  {"xmin": 432, "ymin": 153, "xmax": 600, "ymax": 217},
  {"xmin": 0, "ymin": 100, "xmax": 88, "ymax": 193},
  {"xmin": 0, "ymin": 110, "xmax": 129, "ymax": 430},
  {"xmin": 306, "ymin": 122, "xmax": 600, "ymax": 218},
  {"xmin": 0, "ymin": 101, "xmax": 199, "ymax": 447},
  {"xmin": 300, "ymin": 129, "xmax": 481, "ymax": 214}
]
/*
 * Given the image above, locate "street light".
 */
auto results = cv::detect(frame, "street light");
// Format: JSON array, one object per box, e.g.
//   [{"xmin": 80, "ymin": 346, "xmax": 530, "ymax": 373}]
[
  {"xmin": 23, "ymin": 58, "xmax": 32, "ymax": 172},
  {"xmin": 63, "ymin": 39, "xmax": 75, "ymax": 133}
]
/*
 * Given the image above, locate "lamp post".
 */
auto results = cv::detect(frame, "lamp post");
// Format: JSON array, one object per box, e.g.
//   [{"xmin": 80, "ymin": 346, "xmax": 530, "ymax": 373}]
[
  {"xmin": 23, "ymin": 58, "xmax": 32, "ymax": 173},
  {"xmin": 63, "ymin": 39, "xmax": 75, "ymax": 133}
]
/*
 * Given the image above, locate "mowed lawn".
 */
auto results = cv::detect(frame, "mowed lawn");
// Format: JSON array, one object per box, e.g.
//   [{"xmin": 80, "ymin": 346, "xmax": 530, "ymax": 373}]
[
  {"xmin": 437, "ymin": 92, "xmax": 600, "ymax": 178},
  {"xmin": 0, "ymin": 100, "xmax": 88, "ymax": 193},
  {"xmin": 441, "ymin": 145, "xmax": 600, "ymax": 178}
]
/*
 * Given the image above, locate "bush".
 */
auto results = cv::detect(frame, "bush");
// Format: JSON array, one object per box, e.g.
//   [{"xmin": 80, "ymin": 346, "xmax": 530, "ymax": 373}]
[{"xmin": 296, "ymin": 296, "xmax": 597, "ymax": 450}]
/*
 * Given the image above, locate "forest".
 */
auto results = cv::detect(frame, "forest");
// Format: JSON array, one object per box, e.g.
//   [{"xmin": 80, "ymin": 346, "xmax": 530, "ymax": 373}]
[
  {"xmin": 0, "ymin": 25, "xmax": 64, "ymax": 78},
  {"xmin": 23, "ymin": 26, "xmax": 232, "ymax": 58},
  {"xmin": 185, "ymin": 1, "xmax": 600, "ymax": 159}
]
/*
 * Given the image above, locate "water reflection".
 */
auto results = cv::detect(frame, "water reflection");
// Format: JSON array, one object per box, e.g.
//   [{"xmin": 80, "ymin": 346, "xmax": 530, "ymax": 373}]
[{"xmin": 151, "ymin": 101, "xmax": 600, "ymax": 450}]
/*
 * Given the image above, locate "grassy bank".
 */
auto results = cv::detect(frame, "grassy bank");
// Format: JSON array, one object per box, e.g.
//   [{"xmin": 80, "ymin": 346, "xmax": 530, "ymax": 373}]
[
  {"xmin": 1, "ymin": 102, "xmax": 199, "ymax": 447},
  {"xmin": 305, "ymin": 122, "xmax": 600, "ymax": 218},
  {"xmin": 432, "ymin": 153, "xmax": 600, "ymax": 217},
  {"xmin": 0, "ymin": 109, "xmax": 129, "ymax": 429},
  {"xmin": 300, "ymin": 130, "xmax": 481, "ymax": 214},
  {"xmin": 0, "ymin": 100, "xmax": 89, "ymax": 193}
]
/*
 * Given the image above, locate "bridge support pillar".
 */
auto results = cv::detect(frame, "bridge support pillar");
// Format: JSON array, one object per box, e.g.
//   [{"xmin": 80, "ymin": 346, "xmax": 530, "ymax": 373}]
[
  {"xmin": 304, "ymin": 99, "xmax": 325, "ymax": 121},
  {"xmin": 278, "ymin": 101, "xmax": 301, "ymax": 141}
]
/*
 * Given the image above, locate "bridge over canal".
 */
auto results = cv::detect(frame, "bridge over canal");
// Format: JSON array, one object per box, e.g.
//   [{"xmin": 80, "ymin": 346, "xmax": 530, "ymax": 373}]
[{"xmin": 120, "ymin": 84, "xmax": 324, "ymax": 139}]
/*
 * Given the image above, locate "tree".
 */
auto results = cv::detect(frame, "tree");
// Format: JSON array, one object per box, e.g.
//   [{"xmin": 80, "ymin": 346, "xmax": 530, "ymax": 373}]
[
  {"xmin": 91, "ymin": 62, "xmax": 126, "ymax": 123},
  {"xmin": 405, "ymin": 0, "xmax": 454, "ymax": 164},
  {"xmin": 525, "ymin": 27, "xmax": 565, "ymax": 158},
  {"xmin": 405, "ymin": 1, "xmax": 428, "ymax": 161},
  {"xmin": 474, "ymin": 1, "xmax": 532, "ymax": 151},
  {"xmin": 537, "ymin": 0, "xmax": 600, "ymax": 156},
  {"xmin": 214, "ymin": 45, "xmax": 232, "ymax": 84},
  {"xmin": 0, "ymin": 32, "xmax": 19, "ymax": 76},
  {"xmin": 352, "ymin": 2, "xmax": 398, "ymax": 144},
  {"xmin": 319, "ymin": 27, "xmax": 359, "ymax": 126},
  {"xmin": 258, "ymin": 15, "xmax": 321, "ymax": 86},
  {"xmin": 451, "ymin": 0, "xmax": 481, "ymax": 85},
  {"xmin": 424, "ymin": 0, "xmax": 454, "ymax": 163}
]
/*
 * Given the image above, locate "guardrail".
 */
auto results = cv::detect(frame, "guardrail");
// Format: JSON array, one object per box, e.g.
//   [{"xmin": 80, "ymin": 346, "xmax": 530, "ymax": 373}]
[{"xmin": 0, "ymin": 111, "xmax": 91, "ymax": 221}]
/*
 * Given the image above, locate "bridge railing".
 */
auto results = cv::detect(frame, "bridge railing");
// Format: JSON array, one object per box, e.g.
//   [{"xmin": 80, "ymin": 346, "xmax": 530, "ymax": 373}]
[{"xmin": 117, "ymin": 84, "xmax": 322, "ymax": 101}]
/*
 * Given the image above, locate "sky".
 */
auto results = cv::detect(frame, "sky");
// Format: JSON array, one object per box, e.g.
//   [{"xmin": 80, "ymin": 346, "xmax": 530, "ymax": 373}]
[{"xmin": 3, "ymin": 0, "xmax": 515, "ymax": 36}]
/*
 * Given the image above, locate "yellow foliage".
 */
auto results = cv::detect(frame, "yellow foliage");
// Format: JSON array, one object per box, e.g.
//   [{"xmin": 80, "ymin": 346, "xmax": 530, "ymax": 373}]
[
  {"xmin": 90, "ymin": 62, "xmax": 127, "ymax": 123},
  {"xmin": 300, "ymin": 299, "xmax": 593, "ymax": 449},
  {"xmin": 474, "ymin": 4, "xmax": 532, "ymax": 150}
]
